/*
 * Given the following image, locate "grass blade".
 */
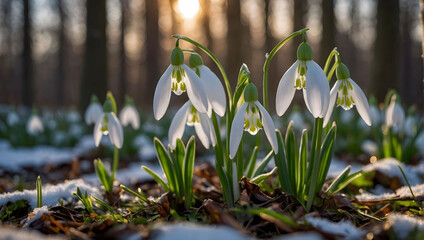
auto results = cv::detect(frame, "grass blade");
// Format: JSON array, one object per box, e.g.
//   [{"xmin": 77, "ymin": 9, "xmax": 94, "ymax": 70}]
[
  {"xmin": 141, "ymin": 166, "xmax": 169, "ymax": 192},
  {"xmin": 183, "ymin": 136, "xmax": 196, "ymax": 209},
  {"xmin": 36, "ymin": 176, "xmax": 42, "ymax": 208},
  {"xmin": 154, "ymin": 137, "xmax": 177, "ymax": 193}
]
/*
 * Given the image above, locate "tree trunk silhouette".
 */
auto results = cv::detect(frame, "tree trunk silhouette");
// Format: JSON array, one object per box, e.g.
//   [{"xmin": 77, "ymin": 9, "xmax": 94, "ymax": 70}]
[
  {"xmin": 319, "ymin": 0, "xmax": 335, "ymax": 66},
  {"xmin": 22, "ymin": 0, "xmax": 33, "ymax": 107},
  {"xmin": 0, "ymin": 0, "xmax": 12, "ymax": 103},
  {"xmin": 226, "ymin": 0, "xmax": 243, "ymax": 83},
  {"xmin": 145, "ymin": 0, "xmax": 160, "ymax": 106},
  {"xmin": 400, "ymin": 3, "xmax": 413, "ymax": 105},
  {"xmin": 291, "ymin": 0, "xmax": 306, "ymax": 62},
  {"xmin": 420, "ymin": 0, "xmax": 424, "ymax": 106},
  {"xmin": 371, "ymin": 0, "xmax": 400, "ymax": 102},
  {"xmin": 56, "ymin": 0, "xmax": 66, "ymax": 107},
  {"xmin": 119, "ymin": 0, "xmax": 128, "ymax": 106},
  {"xmin": 200, "ymin": 0, "xmax": 212, "ymax": 50},
  {"xmin": 81, "ymin": 0, "xmax": 107, "ymax": 110}
]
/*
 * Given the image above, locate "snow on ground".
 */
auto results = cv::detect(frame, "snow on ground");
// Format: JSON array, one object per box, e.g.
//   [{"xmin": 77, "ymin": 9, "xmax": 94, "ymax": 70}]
[
  {"xmin": 387, "ymin": 214, "xmax": 424, "ymax": 239},
  {"xmin": 362, "ymin": 158, "xmax": 421, "ymax": 185},
  {"xmin": 355, "ymin": 183, "xmax": 424, "ymax": 201},
  {"xmin": 273, "ymin": 232, "xmax": 323, "ymax": 240},
  {"xmin": 23, "ymin": 206, "xmax": 49, "ymax": 228},
  {"xmin": 306, "ymin": 215, "xmax": 365, "ymax": 239},
  {"xmin": 151, "ymin": 223, "xmax": 254, "ymax": 240},
  {"xmin": 0, "ymin": 179, "xmax": 100, "ymax": 208},
  {"xmin": 327, "ymin": 157, "xmax": 362, "ymax": 178},
  {"xmin": 0, "ymin": 226, "xmax": 65, "ymax": 240}
]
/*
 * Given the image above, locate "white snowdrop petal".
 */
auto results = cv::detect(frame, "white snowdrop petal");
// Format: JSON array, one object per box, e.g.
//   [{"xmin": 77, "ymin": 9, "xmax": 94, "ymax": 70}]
[
  {"xmin": 349, "ymin": 78, "xmax": 371, "ymax": 126},
  {"xmin": 153, "ymin": 65, "xmax": 173, "ymax": 120},
  {"xmin": 93, "ymin": 113, "xmax": 104, "ymax": 147},
  {"xmin": 323, "ymin": 80, "xmax": 341, "ymax": 126},
  {"xmin": 304, "ymin": 61, "xmax": 330, "ymax": 118},
  {"xmin": 107, "ymin": 113, "xmax": 124, "ymax": 148},
  {"xmin": 168, "ymin": 101, "xmax": 191, "ymax": 149},
  {"xmin": 198, "ymin": 65, "xmax": 227, "ymax": 117},
  {"xmin": 256, "ymin": 101, "xmax": 278, "ymax": 154},
  {"xmin": 275, "ymin": 61, "xmax": 298, "ymax": 116},
  {"xmin": 27, "ymin": 116, "xmax": 44, "ymax": 135},
  {"xmin": 85, "ymin": 103, "xmax": 103, "ymax": 125},
  {"xmin": 183, "ymin": 65, "xmax": 209, "ymax": 114},
  {"xmin": 229, "ymin": 102, "xmax": 248, "ymax": 159},
  {"xmin": 121, "ymin": 105, "xmax": 140, "ymax": 129},
  {"xmin": 195, "ymin": 118, "xmax": 210, "ymax": 149}
]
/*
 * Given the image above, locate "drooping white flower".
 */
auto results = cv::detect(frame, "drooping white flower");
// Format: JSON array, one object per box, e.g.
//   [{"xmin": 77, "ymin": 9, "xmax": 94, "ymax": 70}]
[
  {"xmin": 385, "ymin": 95, "xmax": 404, "ymax": 129},
  {"xmin": 276, "ymin": 42, "xmax": 330, "ymax": 118},
  {"xmin": 153, "ymin": 47, "xmax": 208, "ymax": 120},
  {"xmin": 7, "ymin": 111, "xmax": 20, "ymax": 126},
  {"xmin": 230, "ymin": 83, "xmax": 278, "ymax": 159},
  {"xmin": 120, "ymin": 97, "xmax": 140, "ymax": 129},
  {"xmin": 189, "ymin": 53, "xmax": 226, "ymax": 117},
  {"xmin": 94, "ymin": 100, "xmax": 124, "ymax": 149},
  {"xmin": 323, "ymin": 63, "xmax": 371, "ymax": 126},
  {"xmin": 27, "ymin": 113, "xmax": 44, "ymax": 135},
  {"xmin": 168, "ymin": 101, "xmax": 216, "ymax": 149},
  {"xmin": 85, "ymin": 95, "xmax": 103, "ymax": 125}
]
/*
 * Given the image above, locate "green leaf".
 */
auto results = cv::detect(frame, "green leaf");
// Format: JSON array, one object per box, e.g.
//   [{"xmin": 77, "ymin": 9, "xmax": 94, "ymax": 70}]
[
  {"xmin": 245, "ymin": 146, "xmax": 259, "ymax": 178},
  {"xmin": 252, "ymin": 150, "xmax": 273, "ymax": 178},
  {"xmin": 120, "ymin": 184, "xmax": 148, "ymax": 203},
  {"xmin": 171, "ymin": 139, "xmax": 185, "ymax": 199},
  {"xmin": 298, "ymin": 130, "xmax": 308, "ymax": 198},
  {"xmin": 154, "ymin": 137, "xmax": 177, "ymax": 193},
  {"xmin": 274, "ymin": 130, "xmax": 292, "ymax": 194},
  {"xmin": 141, "ymin": 166, "xmax": 169, "ymax": 192},
  {"xmin": 285, "ymin": 122, "xmax": 297, "ymax": 194},
  {"xmin": 316, "ymin": 123, "xmax": 337, "ymax": 193},
  {"xmin": 36, "ymin": 176, "xmax": 42, "ymax": 208},
  {"xmin": 94, "ymin": 159, "xmax": 111, "ymax": 191},
  {"xmin": 251, "ymin": 167, "xmax": 277, "ymax": 184},
  {"xmin": 248, "ymin": 208, "xmax": 297, "ymax": 227},
  {"xmin": 183, "ymin": 136, "xmax": 196, "ymax": 209}
]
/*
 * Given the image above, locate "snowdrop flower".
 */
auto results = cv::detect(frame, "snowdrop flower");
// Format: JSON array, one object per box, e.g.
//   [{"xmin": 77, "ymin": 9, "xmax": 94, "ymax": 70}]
[
  {"xmin": 85, "ymin": 95, "xmax": 103, "ymax": 125},
  {"xmin": 230, "ymin": 83, "xmax": 278, "ymax": 159},
  {"xmin": 7, "ymin": 110, "xmax": 20, "ymax": 126},
  {"xmin": 27, "ymin": 111, "xmax": 44, "ymax": 135},
  {"xmin": 153, "ymin": 47, "xmax": 208, "ymax": 120},
  {"xmin": 119, "ymin": 97, "xmax": 140, "ymax": 129},
  {"xmin": 323, "ymin": 62, "xmax": 371, "ymax": 126},
  {"xmin": 94, "ymin": 99, "xmax": 124, "ymax": 148},
  {"xmin": 276, "ymin": 41, "xmax": 330, "ymax": 118},
  {"xmin": 385, "ymin": 95, "xmax": 404, "ymax": 130},
  {"xmin": 189, "ymin": 53, "xmax": 226, "ymax": 117},
  {"xmin": 168, "ymin": 100, "xmax": 216, "ymax": 149}
]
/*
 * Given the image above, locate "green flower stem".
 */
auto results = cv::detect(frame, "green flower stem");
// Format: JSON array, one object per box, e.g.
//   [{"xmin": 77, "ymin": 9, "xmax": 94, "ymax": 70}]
[
  {"xmin": 306, "ymin": 117, "xmax": 323, "ymax": 212},
  {"xmin": 111, "ymin": 146, "xmax": 119, "ymax": 188},
  {"xmin": 323, "ymin": 48, "xmax": 340, "ymax": 82},
  {"xmin": 262, "ymin": 28, "xmax": 309, "ymax": 110}
]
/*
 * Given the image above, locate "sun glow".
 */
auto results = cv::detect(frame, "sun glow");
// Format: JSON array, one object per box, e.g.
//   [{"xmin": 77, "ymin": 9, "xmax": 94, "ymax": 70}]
[{"xmin": 176, "ymin": 0, "xmax": 200, "ymax": 19}]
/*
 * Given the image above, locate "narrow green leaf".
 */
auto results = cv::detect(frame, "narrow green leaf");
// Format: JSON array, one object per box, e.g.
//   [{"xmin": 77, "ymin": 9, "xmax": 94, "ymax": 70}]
[
  {"xmin": 274, "ymin": 130, "xmax": 292, "ymax": 194},
  {"xmin": 251, "ymin": 167, "xmax": 277, "ymax": 184},
  {"xmin": 325, "ymin": 165, "xmax": 351, "ymax": 196},
  {"xmin": 246, "ymin": 146, "xmax": 259, "ymax": 178},
  {"xmin": 328, "ymin": 171, "xmax": 362, "ymax": 197},
  {"xmin": 183, "ymin": 136, "xmax": 196, "ymax": 209},
  {"xmin": 285, "ymin": 122, "xmax": 298, "ymax": 194},
  {"xmin": 120, "ymin": 184, "xmax": 148, "ymax": 203},
  {"xmin": 36, "ymin": 176, "xmax": 42, "ymax": 208},
  {"xmin": 141, "ymin": 166, "xmax": 169, "ymax": 192},
  {"xmin": 316, "ymin": 124, "xmax": 337, "ymax": 193},
  {"xmin": 171, "ymin": 139, "xmax": 185, "ymax": 198},
  {"xmin": 252, "ymin": 150, "xmax": 273, "ymax": 177},
  {"xmin": 248, "ymin": 208, "xmax": 297, "ymax": 227},
  {"xmin": 154, "ymin": 137, "xmax": 177, "ymax": 192},
  {"xmin": 298, "ymin": 130, "xmax": 308, "ymax": 197},
  {"xmin": 94, "ymin": 159, "xmax": 111, "ymax": 191}
]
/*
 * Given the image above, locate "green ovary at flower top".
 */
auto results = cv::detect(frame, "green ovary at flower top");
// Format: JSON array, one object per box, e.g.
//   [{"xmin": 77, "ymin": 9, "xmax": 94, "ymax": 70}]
[
  {"xmin": 229, "ymin": 83, "xmax": 278, "ymax": 159},
  {"xmin": 323, "ymin": 61, "xmax": 372, "ymax": 127},
  {"xmin": 153, "ymin": 46, "xmax": 209, "ymax": 120},
  {"xmin": 275, "ymin": 40, "xmax": 330, "ymax": 118}
]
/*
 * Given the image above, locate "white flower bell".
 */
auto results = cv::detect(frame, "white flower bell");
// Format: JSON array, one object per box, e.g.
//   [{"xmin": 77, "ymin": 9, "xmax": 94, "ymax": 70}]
[
  {"xmin": 168, "ymin": 101, "xmax": 216, "ymax": 149},
  {"xmin": 27, "ymin": 111, "xmax": 44, "ymax": 135},
  {"xmin": 119, "ymin": 97, "xmax": 140, "ymax": 130},
  {"xmin": 153, "ymin": 47, "xmax": 208, "ymax": 120},
  {"xmin": 323, "ymin": 62, "xmax": 371, "ymax": 126},
  {"xmin": 275, "ymin": 41, "xmax": 330, "ymax": 118},
  {"xmin": 94, "ymin": 99, "xmax": 124, "ymax": 148},
  {"xmin": 385, "ymin": 94, "xmax": 404, "ymax": 130},
  {"xmin": 189, "ymin": 53, "xmax": 226, "ymax": 117},
  {"xmin": 85, "ymin": 95, "xmax": 103, "ymax": 125},
  {"xmin": 229, "ymin": 83, "xmax": 278, "ymax": 159}
]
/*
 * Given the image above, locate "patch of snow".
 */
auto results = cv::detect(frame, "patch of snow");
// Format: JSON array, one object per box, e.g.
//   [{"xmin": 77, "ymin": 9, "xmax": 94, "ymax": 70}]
[
  {"xmin": 306, "ymin": 215, "xmax": 365, "ymax": 239},
  {"xmin": 151, "ymin": 223, "xmax": 254, "ymax": 240},
  {"xmin": 0, "ymin": 179, "xmax": 100, "ymax": 208},
  {"xmin": 273, "ymin": 232, "xmax": 323, "ymax": 240},
  {"xmin": 362, "ymin": 158, "xmax": 420, "ymax": 185},
  {"xmin": 22, "ymin": 206, "xmax": 49, "ymax": 228},
  {"xmin": 396, "ymin": 183, "xmax": 424, "ymax": 198},
  {"xmin": 354, "ymin": 192, "xmax": 396, "ymax": 201},
  {"xmin": 327, "ymin": 157, "xmax": 362, "ymax": 178},
  {"xmin": 355, "ymin": 183, "xmax": 424, "ymax": 201},
  {"xmin": 370, "ymin": 184, "xmax": 394, "ymax": 195},
  {"xmin": 387, "ymin": 214, "xmax": 424, "ymax": 240},
  {"xmin": 0, "ymin": 226, "xmax": 65, "ymax": 240}
]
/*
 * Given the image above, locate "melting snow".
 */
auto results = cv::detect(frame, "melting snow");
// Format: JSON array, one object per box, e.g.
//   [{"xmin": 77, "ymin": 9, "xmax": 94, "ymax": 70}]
[
  {"xmin": 0, "ymin": 226, "xmax": 65, "ymax": 240},
  {"xmin": 362, "ymin": 158, "xmax": 421, "ymax": 185},
  {"xmin": 23, "ymin": 206, "xmax": 49, "ymax": 228},
  {"xmin": 306, "ymin": 215, "xmax": 365, "ymax": 239},
  {"xmin": 0, "ymin": 179, "xmax": 100, "ymax": 208},
  {"xmin": 387, "ymin": 214, "xmax": 424, "ymax": 239}
]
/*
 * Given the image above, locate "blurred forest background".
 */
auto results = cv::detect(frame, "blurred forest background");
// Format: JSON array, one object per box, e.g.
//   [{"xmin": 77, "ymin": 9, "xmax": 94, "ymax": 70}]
[{"xmin": 0, "ymin": 0, "xmax": 423, "ymax": 111}]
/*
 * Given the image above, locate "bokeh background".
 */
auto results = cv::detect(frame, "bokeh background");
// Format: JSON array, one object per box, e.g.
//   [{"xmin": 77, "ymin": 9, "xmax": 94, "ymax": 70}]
[{"xmin": 0, "ymin": 0, "xmax": 422, "ymax": 112}]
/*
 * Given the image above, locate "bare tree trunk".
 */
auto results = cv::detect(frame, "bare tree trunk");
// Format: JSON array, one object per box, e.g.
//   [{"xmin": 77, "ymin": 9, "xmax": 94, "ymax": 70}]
[
  {"xmin": 0, "ymin": 0, "xmax": 12, "ymax": 103},
  {"xmin": 22, "ymin": 0, "xmax": 33, "ymax": 107},
  {"xmin": 145, "ymin": 0, "xmax": 160, "ymax": 107},
  {"xmin": 319, "ymin": 0, "xmax": 335, "ymax": 66},
  {"xmin": 400, "ymin": 2, "xmax": 413, "ymax": 105},
  {"xmin": 56, "ymin": 0, "xmax": 65, "ymax": 107},
  {"xmin": 81, "ymin": 0, "xmax": 108, "ymax": 109},
  {"xmin": 370, "ymin": 0, "xmax": 400, "ymax": 102},
  {"xmin": 291, "ymin": 0, "xmax": 306, "ymax": 62},
  {"xmin": 226, "ymin": 0, "xmax": 243, "ymax": 83},
  {"xmin": 420, "ymin": 0, "xmax": 424, "ymax": 106},
  {"xmin": 200, "ymin": 0, "xmax": 212, "ymax": 50},
  {"xmin": 119, "ymin": 0, "xmax": 128, "ymax": 106}
]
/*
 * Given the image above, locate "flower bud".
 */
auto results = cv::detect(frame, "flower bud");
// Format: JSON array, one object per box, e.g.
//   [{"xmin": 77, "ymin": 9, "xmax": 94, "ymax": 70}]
[
  {"xmin": 90, "ymin": 94, "xmax": 100, "ymax": 103},
  {"xmin": 103, "ymin": 99, "xmax": 114, "ymax": 113},
  {"xmin": 189, "ymin": 53, "xmax": 203, "ymax": 68},
  {"xmin": 244, "ymin": 83, "xmax": 258, "ymax": 102},
  {"xmin": 297, "ymin": 42, "xmax": 313, "ymax": 61},
  {"xmin": 171, "ymin": 47, "xmax": 184, "ymax": 66},
  {"xmin": 336, "ymin": 63, "xmax": 350, "ymax": 80}
]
